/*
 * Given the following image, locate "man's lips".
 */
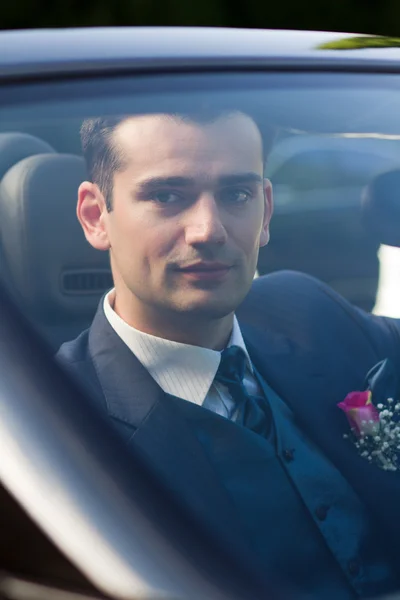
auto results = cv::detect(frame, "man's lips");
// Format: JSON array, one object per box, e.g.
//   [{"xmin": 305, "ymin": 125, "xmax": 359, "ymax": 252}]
[
  {"xmin": 178, "ymin": 262, "xmax": 232, "ymax": 272},
  {"xmin": 175, "ymin": 262, "xmax": 233, "ymax": 281}
]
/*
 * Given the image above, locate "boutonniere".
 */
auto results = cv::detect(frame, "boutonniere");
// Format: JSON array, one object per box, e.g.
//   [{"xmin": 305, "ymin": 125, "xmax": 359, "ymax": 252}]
[{"xmin": 338, "ymin": 359, "xmax": 400, "ymax": 471}]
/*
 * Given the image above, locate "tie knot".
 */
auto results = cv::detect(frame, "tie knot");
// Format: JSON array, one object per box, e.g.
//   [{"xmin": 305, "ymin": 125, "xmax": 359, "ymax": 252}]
[{"xmin": 216, "ymin": 345, "xmax": 247, "ymax": 384}]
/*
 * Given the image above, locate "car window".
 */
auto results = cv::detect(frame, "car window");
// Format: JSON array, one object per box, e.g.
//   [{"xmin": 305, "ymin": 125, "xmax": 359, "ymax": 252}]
[
  {"xmin": 3, "ymin": 67, "xmax": 400, "ymax": 600},
  {"xmin": 0, "ymin": 71, "xmax": 399, "ymax": 338}
]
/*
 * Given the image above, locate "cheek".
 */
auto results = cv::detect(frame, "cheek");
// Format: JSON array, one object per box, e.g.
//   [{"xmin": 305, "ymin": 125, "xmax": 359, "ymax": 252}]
[
  {"xmin": 233, "ymin": 212, "xmax": 264, "ymax": 256},
  {"xmin": 109, "ymin": 210, "xmax": 179, "ymax": 268}
]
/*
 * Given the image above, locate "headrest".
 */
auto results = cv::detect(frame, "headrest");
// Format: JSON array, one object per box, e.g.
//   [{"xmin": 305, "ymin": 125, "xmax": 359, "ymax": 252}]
[
  {"xmin": 0, "ymin": 132, "xmax": 55, "ymax": 180},
  {"xmin": 362, "ymin": 169, "xmax": 400, "ymax": 248},
  {"xmin": 0, "ymin": 153, "xmax": 112, "ymax": 323}
]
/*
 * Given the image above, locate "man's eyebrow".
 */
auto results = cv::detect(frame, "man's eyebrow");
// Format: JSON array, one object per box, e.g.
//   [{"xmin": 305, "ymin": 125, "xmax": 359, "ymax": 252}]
[
  {"xmin": 136, "ymin": 177, "xmax": 195, "ymax": 193},
  {"xmin": 217, "ymin": 173, "xmax": 263, "ymax": 186},
  {"xmin": 135, "ymin": 173, "xmax": 263, "ymax": 194}
]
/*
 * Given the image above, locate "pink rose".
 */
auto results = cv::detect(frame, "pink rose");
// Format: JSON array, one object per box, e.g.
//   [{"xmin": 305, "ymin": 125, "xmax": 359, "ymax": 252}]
[{"xmin": 338, "ymin": 390, "xmax": 380, "ymax": 437}]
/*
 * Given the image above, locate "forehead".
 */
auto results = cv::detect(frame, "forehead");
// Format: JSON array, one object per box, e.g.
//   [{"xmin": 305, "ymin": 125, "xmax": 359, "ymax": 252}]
[{"xmin": 113, "ymin": 113, "xmax": 264, "ymax": 178}]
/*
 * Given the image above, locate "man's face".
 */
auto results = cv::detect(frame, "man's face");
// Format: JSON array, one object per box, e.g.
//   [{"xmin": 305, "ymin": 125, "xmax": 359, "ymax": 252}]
[{"xmin": 80, "ymin": 113, "xmax": 272, "ymax": 322}]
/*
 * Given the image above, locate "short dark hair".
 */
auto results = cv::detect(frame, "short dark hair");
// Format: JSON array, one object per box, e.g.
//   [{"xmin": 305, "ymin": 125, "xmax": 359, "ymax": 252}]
[
  {"xmin": 81, "ymin": 115, "xmax": 129, "ymax": 211},
  {"xmin": 81, "ymin": 110, "xmax": 274, "ymax": 211}
]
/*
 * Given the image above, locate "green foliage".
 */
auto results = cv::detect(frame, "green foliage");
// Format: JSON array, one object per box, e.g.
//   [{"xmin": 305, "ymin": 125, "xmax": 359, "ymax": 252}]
[{"xmin": 319, "ymin": 36, "xmax": 400, "ymax": 49}]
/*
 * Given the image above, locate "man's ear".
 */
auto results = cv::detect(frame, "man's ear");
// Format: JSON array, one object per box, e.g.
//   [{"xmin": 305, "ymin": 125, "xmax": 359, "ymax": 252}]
[
  {"xmin": 259, "ymin": 178, "xmax": 274, "ymax": 247},
  {"xmin": 77, "ymin": 181, "xmax": 111, "ymax": 251}
]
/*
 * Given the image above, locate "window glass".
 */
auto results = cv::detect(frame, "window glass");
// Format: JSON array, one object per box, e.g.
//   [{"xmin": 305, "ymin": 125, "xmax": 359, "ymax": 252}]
[
  {"xmin": 1, "ymin": 72, "xmax": 400, "ymax": 341},
  {"xmin": 3, "ymin": 70, "xmax": 400, "ymax": 599}
]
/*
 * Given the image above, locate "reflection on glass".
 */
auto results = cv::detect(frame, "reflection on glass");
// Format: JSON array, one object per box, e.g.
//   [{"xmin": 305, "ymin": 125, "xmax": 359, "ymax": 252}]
[{"xmin": 2, "ymin": 72, "xmax": 400, "ymax": 599}]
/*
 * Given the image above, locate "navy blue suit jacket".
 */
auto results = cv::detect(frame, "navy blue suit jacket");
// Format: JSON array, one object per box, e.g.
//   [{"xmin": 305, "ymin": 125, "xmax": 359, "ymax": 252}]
[{"xmin": 57, "ymin": 271, "xmax": 400, "ymax": 568}]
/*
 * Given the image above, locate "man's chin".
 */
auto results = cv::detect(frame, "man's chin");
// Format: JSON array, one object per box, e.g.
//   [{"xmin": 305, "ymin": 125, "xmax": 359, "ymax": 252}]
[
  {"xmin": 173, "ymin": 293, "xmax": 246, "ymax": 319},
  {"xmin": 184, "ymin": 304, "xmax": 236, "ymax": 320}
]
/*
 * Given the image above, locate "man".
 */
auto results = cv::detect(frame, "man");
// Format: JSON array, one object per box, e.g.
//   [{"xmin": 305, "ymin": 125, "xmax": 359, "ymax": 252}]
[{"xmin": 57, "ymin": 109, "xmax": 400, "ymax": 599}]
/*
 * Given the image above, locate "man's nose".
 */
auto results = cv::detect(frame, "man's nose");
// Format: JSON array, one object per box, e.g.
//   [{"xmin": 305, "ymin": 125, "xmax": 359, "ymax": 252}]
[{"xmin": 184, "ymin": 194, "xmax": 228, "ymax": 246}]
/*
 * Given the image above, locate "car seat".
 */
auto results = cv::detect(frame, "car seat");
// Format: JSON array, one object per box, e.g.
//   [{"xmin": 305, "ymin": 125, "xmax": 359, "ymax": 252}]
[
  {"xmin": 0, "ymin": 133, "xmax": 56, "ymax": 283},
  {"xmin": 0, "ymin": 152, "xmax": 112, "ymax": 350},
  {"xmin": 0, "ymin": 132, "xmax": 55, "ymax": 180}
]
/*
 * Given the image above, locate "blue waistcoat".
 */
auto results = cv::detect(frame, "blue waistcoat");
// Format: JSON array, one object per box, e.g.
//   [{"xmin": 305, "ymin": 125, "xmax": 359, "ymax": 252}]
[{"xmin": 170, "ymin": 371, "xmax": 399, "ymax": 599}]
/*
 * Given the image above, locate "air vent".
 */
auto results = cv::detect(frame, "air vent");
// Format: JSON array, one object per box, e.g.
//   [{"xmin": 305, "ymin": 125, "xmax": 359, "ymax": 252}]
[{"xmin": 61, "ymin": 269, "xmax": 113, "ymax": 295}]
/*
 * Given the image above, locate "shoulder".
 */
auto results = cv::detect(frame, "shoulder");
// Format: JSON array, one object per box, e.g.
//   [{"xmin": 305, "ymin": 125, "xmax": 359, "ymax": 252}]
[
  {"xmin": 244, "ymin": 269, "xmax": 361, "ymax": 312},
  {"xmin": 239, "ymin": 269, "xmax": 358, "ymax": 324},
  {"xmin": 238, "ymin": 270, "xmax": 400, "ymax": 362},
  {"xmin": 56, "ymin": 327, "xmax": 105, "ymax": 406},
  {"xmin": 56, "ymin": 327, "xmax": 91, "ymax": 365}
]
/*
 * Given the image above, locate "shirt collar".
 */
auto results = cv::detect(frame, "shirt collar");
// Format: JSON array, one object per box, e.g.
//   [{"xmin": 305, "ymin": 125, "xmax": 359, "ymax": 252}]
[{"xmin": 103, "ymin": 289, "xmax": 252, "ymax": 405}]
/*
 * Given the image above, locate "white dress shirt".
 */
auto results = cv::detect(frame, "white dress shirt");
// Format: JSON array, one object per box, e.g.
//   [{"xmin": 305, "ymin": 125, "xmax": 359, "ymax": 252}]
[{"xmin": 103, "ymin": 289, "xmax": 261, "ymax": 419}]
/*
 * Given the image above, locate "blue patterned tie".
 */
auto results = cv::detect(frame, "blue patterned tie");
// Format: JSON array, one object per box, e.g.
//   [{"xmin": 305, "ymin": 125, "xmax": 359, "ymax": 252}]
[{"xmin": 215, "ymin": 345, "xmax": 271, "ymax": 437}]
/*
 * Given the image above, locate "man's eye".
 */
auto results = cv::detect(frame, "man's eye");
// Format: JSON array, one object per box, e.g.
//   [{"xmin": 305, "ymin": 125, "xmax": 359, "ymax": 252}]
[
  {"xmin": 152, "ymin": 191, "xmax": 182, "ymax": 204},
  {"xmin": 220, "ymin": 189, "xmax": 252, "ymax": 204}
]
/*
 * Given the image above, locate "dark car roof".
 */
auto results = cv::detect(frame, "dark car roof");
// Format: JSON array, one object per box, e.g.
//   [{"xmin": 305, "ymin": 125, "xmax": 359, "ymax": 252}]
[{"xmin": 1, "ymin": 27, "xmax": 400, "ymax": 80}]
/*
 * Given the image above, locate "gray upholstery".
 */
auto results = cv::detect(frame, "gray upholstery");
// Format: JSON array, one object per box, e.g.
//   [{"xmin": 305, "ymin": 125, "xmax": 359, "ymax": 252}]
[
  {"xmin": 362, "ymin": 169, "xmax": 400, "ymax": 248},
  {"xmin": 0, "ymin": 133, "xmax": 56, "ymax": 283},
  {"xmin": 0, "ymin": 153, "xmax": 112, "ymax": 348},
  {"xmin": 0, "ymin": 132, "xmax": 55, "ymax": 180}
]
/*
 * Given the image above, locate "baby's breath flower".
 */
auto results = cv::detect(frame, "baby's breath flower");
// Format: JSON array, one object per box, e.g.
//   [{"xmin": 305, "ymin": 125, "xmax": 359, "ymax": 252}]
[{"xmin": 342, "ymin": 394, "xmax": 399, "ymax": 471}]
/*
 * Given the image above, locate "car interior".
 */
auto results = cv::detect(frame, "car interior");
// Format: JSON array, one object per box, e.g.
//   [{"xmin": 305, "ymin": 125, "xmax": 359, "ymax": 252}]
[
  {"xmin": 0, "ymin": 73, "xmax": 400, "ymax": 351},
  {"xmin": 1, "ymin": 126, "xmax": 400, "ymax": 600},
  {"xmin": 2, "ymin": 69, "xmax": 400, "ymax": 600},
  {"xmin": 0, "ymin": 129, "xmax": 399, "ymax": 352},
  {"xmin": 0, "ymin": 136, "xmax": 112, "ymax": 349}
]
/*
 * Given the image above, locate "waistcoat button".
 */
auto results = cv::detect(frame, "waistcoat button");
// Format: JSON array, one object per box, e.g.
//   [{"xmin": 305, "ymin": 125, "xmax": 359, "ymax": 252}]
[
  {"xmin": 315, "ymin": 504, "xmax": 329, "ymax": 521},
  {"xmin": 347, "ymin": 559, "xmax": 360, "ymax": 576},
  {"xmin": 283, "ymin": 448, "xmax": 295, "ymax": 462}
]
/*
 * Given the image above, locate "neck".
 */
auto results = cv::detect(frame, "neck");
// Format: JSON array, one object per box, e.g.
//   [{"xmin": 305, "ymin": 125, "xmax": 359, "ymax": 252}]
[{"xmin": 112, "ymin": 293, "xmax": 234, "ymax": 351}]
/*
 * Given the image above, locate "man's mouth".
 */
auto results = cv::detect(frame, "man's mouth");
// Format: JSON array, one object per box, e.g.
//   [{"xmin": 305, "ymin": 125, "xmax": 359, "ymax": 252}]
[{"xmin": 177, "ymin": 262, "xmax": 233, "ymax": 281}]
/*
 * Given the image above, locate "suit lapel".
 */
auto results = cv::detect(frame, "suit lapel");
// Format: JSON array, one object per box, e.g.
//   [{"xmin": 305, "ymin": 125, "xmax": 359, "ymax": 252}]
[
  {"xmin": 240, "ymin": 321, "xmax": 347, "ymax": 434},
  {"xmin": 241, "ymin": 321, "xmax": 359, "ymax": 482},
  {"xmin": 89, "ymin": 304, "xmax": 164, "ymax": 429},
  {"xmin": 241, "ymin": 321, "xmax": 350, "ymax": 472},
  {"xmin": 241, "ymin": 321, "xmax": 400, "ymax": 560},
  {"xmin": 88, "ymin": 305, "xmax": 259, "ymax": 568}
]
